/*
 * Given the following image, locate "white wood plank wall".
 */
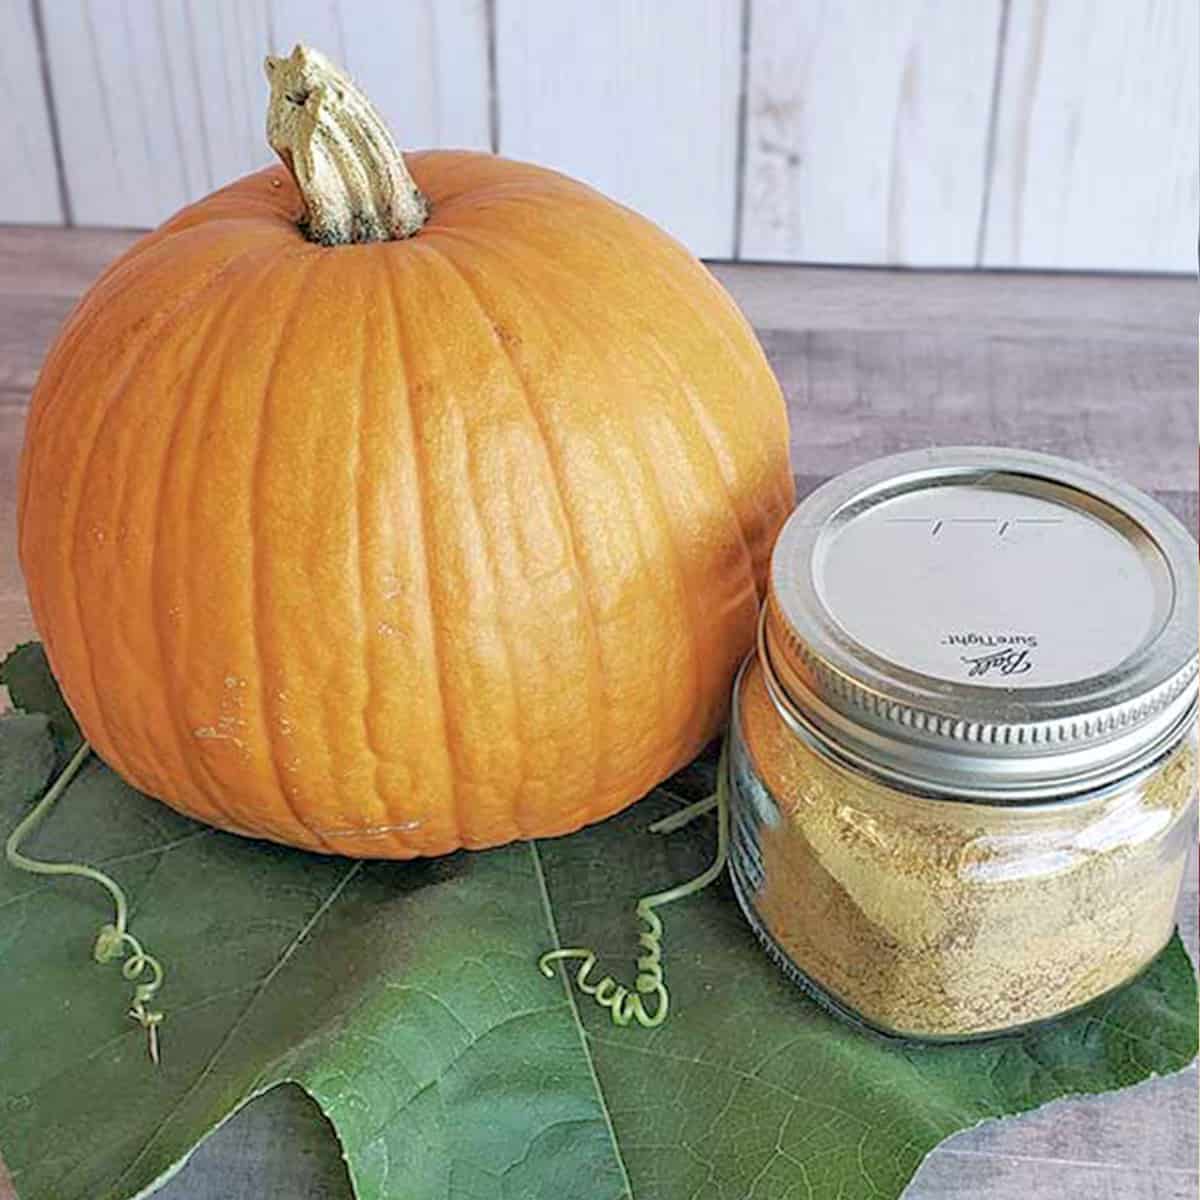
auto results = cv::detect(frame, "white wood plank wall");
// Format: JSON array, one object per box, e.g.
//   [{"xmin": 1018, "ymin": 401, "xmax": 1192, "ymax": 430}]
[
  {"xmin": 1, "ymin": 0, "xmax": 64, "ymax": 223},
  {"xmin": 494, "ymin": 0, "xmax": 742, "ymax": 257},
  {"xmin": 982, "ymin": 0, "xmax": 1199, "ymax": 272},
  {"xmin": 1, "ymin": 0, "xmax": 1195, "ymax": 271},
  {"xmin": 741, "ymin": 1, "xmax": 1002, "ymax": 266}
]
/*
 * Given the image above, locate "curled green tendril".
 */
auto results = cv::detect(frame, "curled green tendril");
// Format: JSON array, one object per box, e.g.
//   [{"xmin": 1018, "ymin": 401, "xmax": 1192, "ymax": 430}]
[
  {"xmin": 5, "ymin": 741, "xmax": 166, "ymax": 1064},
  {"xmin": 539, "ymin": 745, "xmax": 730, "ymax": 1028}
]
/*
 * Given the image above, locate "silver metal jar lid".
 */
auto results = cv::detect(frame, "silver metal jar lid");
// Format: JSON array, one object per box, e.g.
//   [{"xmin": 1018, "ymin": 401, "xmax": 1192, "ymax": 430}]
[{"xmin": 764, "ymin": 447, "xmax": 1199, "ymax": 801}]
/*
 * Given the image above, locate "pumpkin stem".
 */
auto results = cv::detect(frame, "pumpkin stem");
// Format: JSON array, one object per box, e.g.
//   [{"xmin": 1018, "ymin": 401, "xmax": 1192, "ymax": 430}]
[
  {"xmin": 264, "ymin": 44, "xmax": 429, "ymax": 245},
  {"xmin": 5, "ymin": 741, "xmax": 166, "ymax": 1065}
]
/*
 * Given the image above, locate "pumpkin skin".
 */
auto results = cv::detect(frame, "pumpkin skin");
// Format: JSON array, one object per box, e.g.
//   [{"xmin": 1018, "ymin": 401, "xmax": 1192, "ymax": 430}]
[{"xmin": 19, "ymin": 153, "xmax": 795, "ymax": 858}]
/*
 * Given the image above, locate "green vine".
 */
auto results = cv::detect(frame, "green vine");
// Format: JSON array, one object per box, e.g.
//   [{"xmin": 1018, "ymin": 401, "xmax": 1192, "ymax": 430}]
[
  {"xmin": 539, "ymin": 744, "xmax": 730, "ymax": 1027},
  {"xmin": 5, "ymin": 741, "xmax": 166, "ymax": 1064}
]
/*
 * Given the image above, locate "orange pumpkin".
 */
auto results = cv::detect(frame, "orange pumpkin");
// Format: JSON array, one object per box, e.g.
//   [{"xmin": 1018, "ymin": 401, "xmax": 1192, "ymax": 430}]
[{"xmin": 18, "ymin": 46, "xmax": 794, "ymax": 858}]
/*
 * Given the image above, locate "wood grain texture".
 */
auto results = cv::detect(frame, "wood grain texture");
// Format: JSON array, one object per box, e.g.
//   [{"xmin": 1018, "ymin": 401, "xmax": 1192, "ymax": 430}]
[
  {"xmin": 0, "ymin": 293, "xmax": 75, "ymax": 391},
  {"xmin": 741, "ymin": 0, "xmax": 1001, "ymax": 265},
  {"xmin": 768, "ymin": 328, "xmax": 1197, "ymax": 495},
  {"xmin": 711, "ymin": 262, "xmax": 1198, "ymax": 496},
  {"xmin": 39, "ymin": 0, "xmax": 489, "ymax": 228},
  {"xmin": 0, "ymin": 225, "xmax": 138, "ymax": 296},
  {"xmin": 0, "ymin": 393, "xmax": 34, "ymax": 656},
  {"xmin": 910, "ymin": 1154, "xmax": 1199, "ymax": 1200},
  {"xmin": 983, "ymin": 0, "xmax": 1199, "ymax": 272},
  {"xmin": 11, "ymin": 4, "xmax": 1199, "ymax": 274},
  {"xmin": 0, "ymin": 0, "xmax": 65, "ymax": 223},
  {"xmin": 268, "ymin": 0, "xmax": 491, "ymax": 149},
  {"xmin": 0, "ymin": 227, "xmax": 1194, "ymax": 1200},
  {"xmin": 494, "ymin": 0, "xmax": 742, "ymax": 257},
  {"xmin": 40, "ymin": 0, "xmax": 268, "ymax": 227},
  {"xmin": 707, "ymin": 263, "xmax": 1198, "ymax": 342}
]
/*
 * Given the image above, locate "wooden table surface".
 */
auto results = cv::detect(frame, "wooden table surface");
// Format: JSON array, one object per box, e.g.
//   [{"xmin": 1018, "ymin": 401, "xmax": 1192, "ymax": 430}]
[{"xmin": 0, "ymin": 227, "xmax": 1195, "ymax": 1200}]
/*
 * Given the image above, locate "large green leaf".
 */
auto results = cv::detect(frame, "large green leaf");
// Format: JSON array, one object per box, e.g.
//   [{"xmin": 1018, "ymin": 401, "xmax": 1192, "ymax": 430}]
[{"xmin": 0, "ymin": 642, "xmax": 1196, "ymax": 1200}]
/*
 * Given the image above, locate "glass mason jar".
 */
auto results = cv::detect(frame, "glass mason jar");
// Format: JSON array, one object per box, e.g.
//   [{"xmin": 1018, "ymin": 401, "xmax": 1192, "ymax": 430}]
[{"xmin": 727, "ymin": 448, "xmax": 1198, "ymax": 1041}]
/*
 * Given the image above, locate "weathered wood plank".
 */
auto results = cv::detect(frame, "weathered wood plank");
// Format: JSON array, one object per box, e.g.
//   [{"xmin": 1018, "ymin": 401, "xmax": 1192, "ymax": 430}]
[
  {"xmin": 0, "ymin": 398, "xmax": 34, "ymax": 658},
  {"xmin": 154, "ymin": 1086, "xmax": 352, "ymax": 1200},
  {"xmin": 39, "ymin": 0, "xmax": 242, "ymax": 227},
  {"xmin": 741, "ymin": 1, "xmax": 1001, "ymax": 265},
  {"xmin": 38, "ymin": 1, "xmax": 489, "ymax": 228},
  {"xmin": 707, "ymin": 263, "xmax": 1197, "ymax": 342},
  {"xmin": 176, "ymin": 0, "xmax": 279, "ymax": 192},
  {"xmin": 910, "ymin": 1152, "xmax": 1198, "ymax": 1200},
  {"xmin": 0, "ymin": 293, "xmax": 75, "ymax": 391},
  {"xmin": 0, "ymin": 0, "xmax": 65, "ymax": 224},
  {"xmin": 983, "ymin": 0, "xmax": 1199, "ymax": 272},
  {"xmin": 494, "ymin": 0, "xmax": 742, "ymax": 257},
  {"xmin": 769, "ymin": 328, "xmax": 1197, "ymax": 494},
  {"xmin": 14, "ymin": 4, "xmax": 1199, "ymax": 273},
  {"xmin": 0, "ymin": 227, "xmax": 138, "ymax": 297}
]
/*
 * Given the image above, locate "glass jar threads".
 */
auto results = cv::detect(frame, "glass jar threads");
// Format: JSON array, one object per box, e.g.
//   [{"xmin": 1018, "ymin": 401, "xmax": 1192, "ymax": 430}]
[{"xmin": 727, "ymin": 447, "xmax": 1198, "ymax": 1040}]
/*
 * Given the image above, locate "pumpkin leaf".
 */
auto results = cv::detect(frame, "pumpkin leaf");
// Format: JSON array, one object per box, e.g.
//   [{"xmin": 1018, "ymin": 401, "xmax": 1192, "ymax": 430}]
[
  {"xmin": 0, "ymin": 645, "xmax": 1196, "ymax": 1200},
  {"xmin": 1, "ymin": 642, "xmax": 83, "ymax": 756}
]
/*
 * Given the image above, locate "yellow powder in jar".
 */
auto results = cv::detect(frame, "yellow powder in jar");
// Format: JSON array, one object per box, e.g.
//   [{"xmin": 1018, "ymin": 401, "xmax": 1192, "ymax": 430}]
[{"xmin": 738, "ymin": 660, "xmax": 1198, "ymax": 1038}]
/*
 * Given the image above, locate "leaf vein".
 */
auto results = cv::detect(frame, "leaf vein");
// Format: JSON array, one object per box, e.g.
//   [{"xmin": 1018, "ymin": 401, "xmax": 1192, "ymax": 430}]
[
  {"xmin": 108, "ymin": 859, "xmax": 364, "ymax": 1192},
  {"xmin": 529, "ymin": 840, "xmax": 634, "ymax": 1200}
]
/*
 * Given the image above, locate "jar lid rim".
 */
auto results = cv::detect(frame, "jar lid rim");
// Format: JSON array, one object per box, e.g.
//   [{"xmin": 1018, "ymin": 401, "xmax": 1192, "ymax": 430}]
[{"xmin": 765, "ymin": 447, "xmax": 1198, "ymax": 797}]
